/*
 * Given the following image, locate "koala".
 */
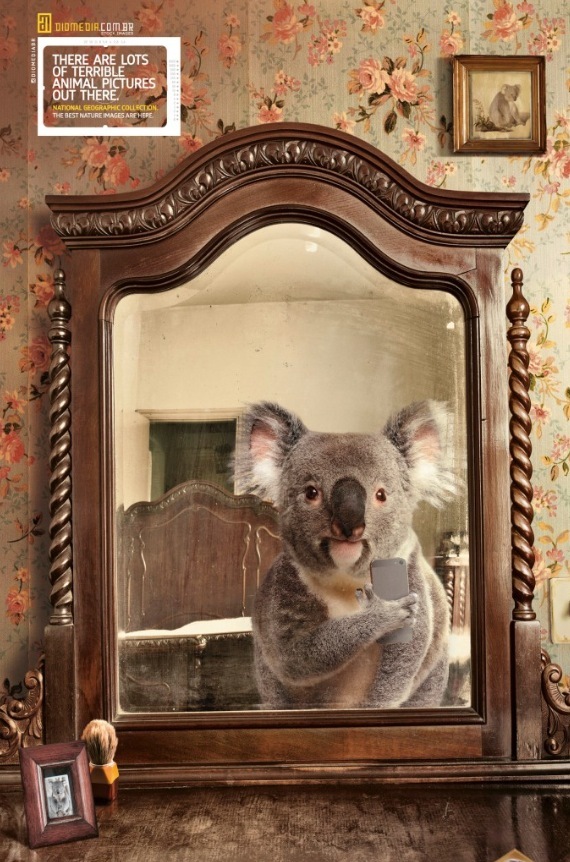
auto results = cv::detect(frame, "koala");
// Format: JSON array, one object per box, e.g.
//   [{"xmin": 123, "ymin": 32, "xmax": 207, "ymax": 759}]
[
  {"xmin": 47, "ymin": 777, "xmax": 72, "ymax": 818},
  {"xmin": 489, "ymin": 84, "xmax": 528, "ymax": 131},
  {"xmin": 234, "ymin": 400, "xmax": 457, "ymax": 710}
]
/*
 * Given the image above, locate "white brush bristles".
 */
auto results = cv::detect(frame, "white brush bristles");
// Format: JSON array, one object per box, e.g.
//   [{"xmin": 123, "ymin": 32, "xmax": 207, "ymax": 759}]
[{"xmin": 81, "ymin": 719, "xmax": 118, "ymax": 766}]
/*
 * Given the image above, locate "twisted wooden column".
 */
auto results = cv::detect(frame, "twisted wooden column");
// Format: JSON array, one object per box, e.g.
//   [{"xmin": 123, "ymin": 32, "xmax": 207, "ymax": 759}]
[
  {"xmin": 48, "ymin": 269, "xmax": 73, "ymax": 625},
  {"xmin": 507, "ymin": 268, "xmax": 535, "ymax": 621}
]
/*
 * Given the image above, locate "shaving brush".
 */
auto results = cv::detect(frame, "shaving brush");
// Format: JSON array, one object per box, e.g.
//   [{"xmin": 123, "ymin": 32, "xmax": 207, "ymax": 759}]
[{"xmin": 81, "ymin": 720, "xmax": 119, "ymax": 803}]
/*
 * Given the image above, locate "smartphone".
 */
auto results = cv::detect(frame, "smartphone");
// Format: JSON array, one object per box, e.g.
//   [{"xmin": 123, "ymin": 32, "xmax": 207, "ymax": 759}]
[{"xmin": 370, "ymin": 557, "xmax": 413, "ymax": 644}]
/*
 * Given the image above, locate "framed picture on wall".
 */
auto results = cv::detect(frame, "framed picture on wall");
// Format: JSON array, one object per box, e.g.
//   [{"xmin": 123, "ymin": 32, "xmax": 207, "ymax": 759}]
[
  {"xmin": 19, "ymin": 741, "xmax": 98, "ymax": 848},
  {"xmin": 453, "ymin": 55, "xmax": 546, "ymax": 154}
]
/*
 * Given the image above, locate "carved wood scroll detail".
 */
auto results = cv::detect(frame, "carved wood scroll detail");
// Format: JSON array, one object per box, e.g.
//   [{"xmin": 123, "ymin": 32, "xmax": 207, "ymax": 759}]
[
  {"xmin": 48, "ymin": 269, "xmax": 73, "ymax": 625},
  {"xmin": 541, "ymin": 649, "xmax": 570, "ymax": 757},
  {"xmin": 48, "ymin": 128, "xmax": 527, "ymax": 247},
  {"xmin": 0, "ymin": 666, "xmax": 44, "ymax": 763},
  {"xmin": 507, "ymin": 268, "xmax": 535, "ymax": 622}
]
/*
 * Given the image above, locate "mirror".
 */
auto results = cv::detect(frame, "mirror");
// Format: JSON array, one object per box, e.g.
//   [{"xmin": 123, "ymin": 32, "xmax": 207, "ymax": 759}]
[{"xmin": 112, "ymin": 223, "xmax": 471, "ymax": 715}]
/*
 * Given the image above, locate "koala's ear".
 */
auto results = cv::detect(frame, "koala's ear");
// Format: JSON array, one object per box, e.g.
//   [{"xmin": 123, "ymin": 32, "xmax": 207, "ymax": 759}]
[
  {"xmin": 234, "ymin": 402, "xmax": 307, "ymax": 503},
  {"xmin": 383, "ymin": 400, "xmax": 457, "ymax": 507}
]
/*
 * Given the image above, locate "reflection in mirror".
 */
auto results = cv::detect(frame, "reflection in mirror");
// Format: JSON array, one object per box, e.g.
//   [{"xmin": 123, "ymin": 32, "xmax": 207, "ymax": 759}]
[{"xmin": 112, "ymin": 224, "xmax": 471, "ymax": 715}]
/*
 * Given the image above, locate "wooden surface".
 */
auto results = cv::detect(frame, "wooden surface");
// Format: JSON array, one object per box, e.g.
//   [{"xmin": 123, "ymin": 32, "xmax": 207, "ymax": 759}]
[{"xmin": 1, "ymin": 783, "xmax": 569, "ymax": 861}]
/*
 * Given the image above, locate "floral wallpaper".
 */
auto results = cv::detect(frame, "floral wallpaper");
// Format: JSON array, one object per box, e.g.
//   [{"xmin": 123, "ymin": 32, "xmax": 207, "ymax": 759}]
[{"xmin": 0, "ymin": 0, "xmax": 568, "ymax": 699}]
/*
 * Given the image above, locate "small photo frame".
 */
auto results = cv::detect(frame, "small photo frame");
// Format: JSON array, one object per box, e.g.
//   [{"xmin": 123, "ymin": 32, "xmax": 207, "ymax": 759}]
[
  {"xmin": 453, "ymin": 55, "xmax": 546, "ymax": 154},
  {"xmin": 19, "ymin": 741, "xmax": 98, "ymax": 849}
]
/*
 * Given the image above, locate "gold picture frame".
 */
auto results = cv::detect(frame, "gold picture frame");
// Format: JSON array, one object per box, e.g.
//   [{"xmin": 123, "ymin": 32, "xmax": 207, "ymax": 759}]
[{"xmin": 453, "ymin": 55, "xmax": 546, "ymax": 154}]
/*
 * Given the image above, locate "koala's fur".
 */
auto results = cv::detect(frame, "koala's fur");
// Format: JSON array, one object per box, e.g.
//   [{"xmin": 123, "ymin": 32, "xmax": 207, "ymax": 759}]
[
  {"xmin": 235, "ymin": 401, "xmax": 457, "ymax": 710},
  {"xmin": 489, "ymin": 84, "xmax": 529, "ymax": 130}
]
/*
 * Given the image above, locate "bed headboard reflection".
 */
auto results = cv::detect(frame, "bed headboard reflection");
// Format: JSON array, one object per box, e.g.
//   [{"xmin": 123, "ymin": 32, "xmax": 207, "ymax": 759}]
[{"xmin": 120, "ymin": 481, "xmax": 281, "ymax": 633}]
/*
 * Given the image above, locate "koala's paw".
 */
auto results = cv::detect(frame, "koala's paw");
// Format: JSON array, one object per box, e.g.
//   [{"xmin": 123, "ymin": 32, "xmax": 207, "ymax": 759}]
[
  {"xmin": 400, "ymin": 590, "xmax": 419, "ymax": 625},
  {"xmin": 367, "ymin": 589, "xmax": 419, "ymax": 638}
]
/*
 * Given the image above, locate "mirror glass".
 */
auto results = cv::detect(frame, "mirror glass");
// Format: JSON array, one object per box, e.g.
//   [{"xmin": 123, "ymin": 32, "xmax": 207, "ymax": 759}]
[{"xmin": 112, "ymin": 223, "xmax": 471, "ymax": 715}]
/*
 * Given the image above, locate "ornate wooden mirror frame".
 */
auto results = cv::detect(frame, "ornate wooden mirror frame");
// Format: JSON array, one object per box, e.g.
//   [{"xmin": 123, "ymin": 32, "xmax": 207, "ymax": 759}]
[{"xmin": 42, "ymin": 122, "xmax": 563, "ymax": 785}]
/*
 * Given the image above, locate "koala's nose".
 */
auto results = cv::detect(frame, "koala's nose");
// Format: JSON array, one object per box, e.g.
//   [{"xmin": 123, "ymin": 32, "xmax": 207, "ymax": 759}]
[{"xmin": 330, "ymin": 477, "xmax": 366, "ymax": 540}]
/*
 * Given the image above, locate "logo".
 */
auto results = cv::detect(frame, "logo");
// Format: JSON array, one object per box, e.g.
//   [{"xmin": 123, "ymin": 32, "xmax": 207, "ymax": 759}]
[{"xmin": 37, "ymin": 13, "xmax": 52, "ymax": 33}]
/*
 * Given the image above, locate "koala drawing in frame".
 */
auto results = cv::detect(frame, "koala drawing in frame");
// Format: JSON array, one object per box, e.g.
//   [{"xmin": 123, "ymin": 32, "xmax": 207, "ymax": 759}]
[{"xmin": 235, "ymin": 400, "xmax": 459, "ymax": 711}]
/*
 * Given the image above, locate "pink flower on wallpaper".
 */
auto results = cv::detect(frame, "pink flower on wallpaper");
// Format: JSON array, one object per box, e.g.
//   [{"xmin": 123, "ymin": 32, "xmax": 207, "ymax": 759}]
[
  {"xmin": 389, "ymin": 68, "xmax": 418, "ymax": 103},
  {"xmin": 35, "ymin": 225, "xmax": 66, "ymax": 258},
  {"xmin": 179, "ymin": 133, "xmax": 203, "ymax": 155},
  {"xmin": 0, "ymin": 294, "xmax": 20, "ymax": 339},
  {"xmin": 30, "ymin": 274, "xmax": 55, "ymax": 309},
  {"xmin": 81, "ymin": 138, "xmax": 110, "ymax": 169},
  {"xmin": 19, "ymin": 335, "xmax": 51, "ymax": 375},
  {"xmin": 356, "ymin": 4, "xmax": 386, "ymax": 34},
  {"xmin": 180, "ymin": 74, "xmax": 197, "ymax": 108},
  {"xmin": 273, "ymin": 70, "xmax": 301, "ymax": 97},
  {"xmin": 517, "ymin": 1, "xmax": 535, "ymax": 14},
  {"xmin": 218, "ymin": 34, "xmax": 242, "ymax": 69},
  {"xmin": 258, "ymin": 103, "xmax": 284, "ymax": 123},
  {"xmin": 527, "ymin": 345, "xmax": 556, "ymax": 379},
  {"xmin": 105, "ymin": 155, "xmax": 131, "ymax": 187},
  {"xmin": 135, "ymin": 1, "xmax": 163, "ymax": 34},
  {"xmin": 529, "ymin": 17, "xmax": 565, "ymax": 59},
  {"xmin": 2, "ymin": 241, "xmax": 23, "ymax": 268},
  {"xmin": 401, "ymin": 127, "xmax": 426, "ymax": 166},
  {"xmin": 426, "ymin": 160, "xmax": 456, "ymax": 187},
  {"xmin": 130, "ymin": 62, "xmax": 166, "ymax": 97},
  {"xmin": 5, "ymin": 584, "xmax": 31, "ymax": 626},
  {"xmin": 351, "ymin": 58, "xmax": 389, "ymax": 94},
  {"xmin": 532, "ymin": 485, "xmax": 557, "ymax": 516},
  {"xmin": 308, "ymin": 19, "xmax": 347, "ymax": 66},
  {"xmin": 439, "ymin": 29, "xmax": 464, "ymax": 57},
  {"xmin": 332, "ymin": 112, "xmax": 356, "ymax": 133},
  {"xmin": 541, "ymin": 434, "xmax": 570, "ymax": 481},
  {"xmin": 0, "ymin": 168, "xmax": 10, "ymax": 182},
  {"xmin": 551, "ymin": 151, "xmax": 570, "ymax": 180},
  {"xmin": 546, "ymin": 547, "xmax": 565, "ymax": 566},
  {"xmin": 271, "ymin": 3, "xmax": 304, "ymax": 44},
  {"xmin": 531, "ymin": 403, "xmax": 551, "ymax": 423},
  {"xmin": 483, "ymin": 1, "xmax": 523, "ymax": 42},
  {"xmin": 551, "ymin": 435, "xmax": 570, "ymax": 463},
  {"xmin": 0, "ymin": 431, "xmax": 25, "ymax": 465},
  {"xmin": 402, "ymin": 127, "xmax": 426, "ymax": 152},
  {"xmin": 4, "ymin": 389, "xmax": 27, "ymax": 415},
  {"xmin": 0, "ymin": 310, "xmax": 16, "ymax": 336},
  {"xmin": 14, "ymin": 567, "xmax": 29, "ymax": 584},
  {"xmin": 530, "ymin": 403, "xmax": 551, "ymax": 438},
  {"xmin": 540, "ymin": 180, "xmax": 561, "ymax": 195}
]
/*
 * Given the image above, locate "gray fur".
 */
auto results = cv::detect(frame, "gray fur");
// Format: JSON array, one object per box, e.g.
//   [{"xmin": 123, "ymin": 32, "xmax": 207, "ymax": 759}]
[
  {"xmin": 488, "ymin": 84, "xmax": 529, "ymax": 130},
  {"xmin": 235, "ymin": 400, "xmax": 456, "ymax": 710}
]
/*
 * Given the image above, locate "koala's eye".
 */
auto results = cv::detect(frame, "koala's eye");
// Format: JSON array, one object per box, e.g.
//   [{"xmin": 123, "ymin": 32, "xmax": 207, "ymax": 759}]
[
  {"xmin": 304, "ymin": 485, "xmax": 321, "ymax": 503},
  {"xmin": 375, "ymin": 488, "xmax": 387, "ymax": 503}
]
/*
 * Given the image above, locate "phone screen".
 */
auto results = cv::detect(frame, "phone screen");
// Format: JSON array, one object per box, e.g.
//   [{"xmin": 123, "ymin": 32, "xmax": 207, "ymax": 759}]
[{"xmin": 370, "ymin": 558, "xmax": 412, "ymax": 643}]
